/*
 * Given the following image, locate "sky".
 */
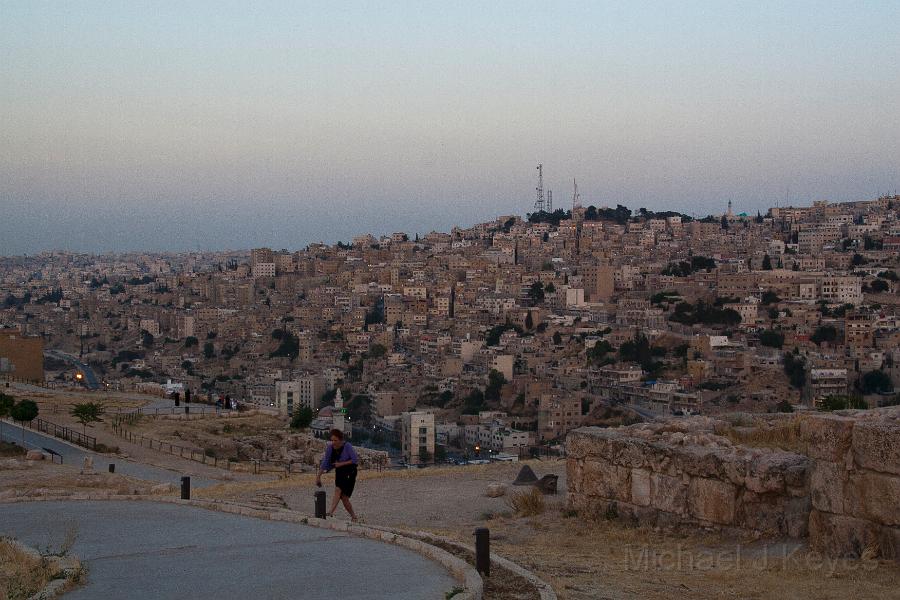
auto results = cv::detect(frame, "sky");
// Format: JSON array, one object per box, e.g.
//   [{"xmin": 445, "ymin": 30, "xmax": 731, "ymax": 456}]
[{"xmin": 2, "ymin": 1, "xmax": 899, "ymax": 254}]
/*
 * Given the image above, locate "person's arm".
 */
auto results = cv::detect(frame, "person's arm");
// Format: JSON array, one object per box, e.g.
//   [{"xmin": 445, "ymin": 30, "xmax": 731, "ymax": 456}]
[
  {"xmin": 316, "ymin": 446, "xmax": 332, "ymax": 486},
  {"xmin": 333, "ymin": 444, "xmax": 358, "ymax": 468}
]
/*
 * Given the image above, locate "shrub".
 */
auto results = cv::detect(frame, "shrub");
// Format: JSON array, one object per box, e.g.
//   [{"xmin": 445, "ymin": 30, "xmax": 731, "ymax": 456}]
[{"xmin": 505, "ymin": 488, "xmax": 546, "ymax": 517}]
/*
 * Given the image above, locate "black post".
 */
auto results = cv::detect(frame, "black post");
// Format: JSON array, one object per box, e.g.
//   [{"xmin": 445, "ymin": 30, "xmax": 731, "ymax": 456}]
[
  {"xmin": 108, "ymin": 463, "xmax": 115, "ymax": 473},
  {"xmin": 474, "ymin": 528, "xmax": 490, "ymax": 577},
  {"xmin": 314, "ymin": 490, "xmax": 326, "ymax": 519},
  {"xmin": 181, "ymin": 476, "xmax": 191, "ymax": 500},
  {"xmin": 185, "ymin": 406, "xmax": 189, "ymax": 414}
]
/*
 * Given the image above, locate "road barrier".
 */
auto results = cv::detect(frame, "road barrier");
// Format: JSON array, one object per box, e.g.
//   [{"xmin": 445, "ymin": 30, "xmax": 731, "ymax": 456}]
[{"xmin": 25, "ymin": 417, "xmax": 96, "ymax": 451}]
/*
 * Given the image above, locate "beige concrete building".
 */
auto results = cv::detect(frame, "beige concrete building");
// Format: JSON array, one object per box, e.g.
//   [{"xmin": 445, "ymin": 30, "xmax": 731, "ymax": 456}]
[{"xmin": 401, "ymin": 411, "xmax": 435, "ymax": 464}]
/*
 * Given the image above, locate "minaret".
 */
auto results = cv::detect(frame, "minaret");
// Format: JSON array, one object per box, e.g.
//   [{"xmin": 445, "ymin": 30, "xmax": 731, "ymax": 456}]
[
  {"xmin": 727, "ymin": 200, "xmax": 734, "ymax": 218},
  {"xmin": 332, "ymin": 388, "xmax": 345, "ymax": 434}
]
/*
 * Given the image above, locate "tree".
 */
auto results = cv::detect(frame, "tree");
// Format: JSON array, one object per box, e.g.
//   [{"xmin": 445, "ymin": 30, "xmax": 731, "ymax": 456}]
[
  {"xmin": 783, "ymin": 353, "xmax": 806, "ymax": 389},
  {"xmin": 552, "ymin": 331, "xmax": 562, "ymax": 345},
  {"xmin": 758, "ymin": 330, "xmax": 784, "ymax": 348},
  {"xmin": 203, "ymin": 341, "xmax": 216, "ymax": 359},
  {"xmin": 528, "ymin": 282, "xmax": 545, "ymax": 304},
  {"xmin": 761, "ymin": 290, "xmax": 781, "ymax": 306},
  {"xmin": 290, "ymin": 406, "xmax": 314, "ymax": 429},
  {"xmin": 367, "ymin": 344, "xmax": 387, "ymax": 360},
  {"xmin": 434, "ymin": 444, "xmax": 447, "ymax": 463},
  {"xmin": 419, "ymin": 447, "xmax": 432, "ymax": 464},
  {"xmin": 860, "ymin": 370, "xmax": 893, "ymax": 395},
  {"xmin": 869, "ymin": 279, "xmax": 889, "ymax": 293},
  {"xmin": 721, "ymin": 215, "xmax": 729, "ymax": 230},
  {"xmin": 761, "ymin": 254, "xmax": 773, "ymax": 270},
  {"xmin": 811, "ymin": 325, "xmax": 838, "ymax": 345},
  {"xmin": 524, "ymin": 311, "xmax": 534, "ymax": 330},
  {"xmin": 70, "ymin": 401, "xmax": 105, "ymax": 435},
  {"xmin": 0, "ymin": 393, "xmax": 14, "ymax": 443},
  {"xmin": 10, "ymin": 399, "xmax": 39, "ymax": 445},
  {"xmin": 184, "ymin": 336, "xmax": 198, "ymax": 348},
  {"xmin": 463, "ymin": 388, "xmax": 485, "ymax": 414},
  {"xmin": 141, "ymin": 330, "xmax": 155, "ymax": 348},
  {"xmin": 484, "ymin": 369, "xmax": 506, "ymax": 402}
]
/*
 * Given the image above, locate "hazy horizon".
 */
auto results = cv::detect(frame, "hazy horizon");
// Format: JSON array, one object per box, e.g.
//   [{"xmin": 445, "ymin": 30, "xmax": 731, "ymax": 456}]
[{"xmin": 3, "ymin": 1, "xmax": 899, "ymax": 255}]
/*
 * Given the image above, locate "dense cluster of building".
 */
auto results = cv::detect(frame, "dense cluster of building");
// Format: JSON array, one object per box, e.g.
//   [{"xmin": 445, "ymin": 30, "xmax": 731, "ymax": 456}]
[{"xmin": 1, "ymin": 195, "xmax": 898, "ymax": 463}]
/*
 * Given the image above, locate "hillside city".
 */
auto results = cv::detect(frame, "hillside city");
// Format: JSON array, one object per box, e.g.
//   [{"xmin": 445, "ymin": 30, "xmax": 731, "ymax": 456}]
[{"xmin": 2, "ymin": 195, "xmax": 899, "ymax": 465}]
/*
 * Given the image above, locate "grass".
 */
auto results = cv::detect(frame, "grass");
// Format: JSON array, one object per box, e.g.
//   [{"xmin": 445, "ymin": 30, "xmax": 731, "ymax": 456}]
[
  {"xmin": 0, "ymin": 441, "xmax": 26, "ymax": 457},
  {"xmin": 505, "ymin": 488, "xmax": 546, "ymax": 517},
  {"xmin": 0, "ymin": 539, "xmax": 55, "ymax": 600},
  {"xmin": 714, "ymin": 417, "xmax": 807, "ymax": 453}
]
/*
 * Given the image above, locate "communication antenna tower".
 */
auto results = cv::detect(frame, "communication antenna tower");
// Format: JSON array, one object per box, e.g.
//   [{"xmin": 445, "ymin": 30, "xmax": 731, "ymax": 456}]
[
  {"xmin": 547, "ymin": 189, "xmax": 553, "ymax": 212},
  {"xmin": 534, "ymin": 164, "xmax": 545, "ymax": 212},
  {"xmin": 572, "ymin": 179, "xmax": 581, "ymax": 211}
]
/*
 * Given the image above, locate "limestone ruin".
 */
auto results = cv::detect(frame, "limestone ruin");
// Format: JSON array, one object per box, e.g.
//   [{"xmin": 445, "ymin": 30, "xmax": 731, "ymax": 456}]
[{"xmin": 567, "ymin": 407, "xmax": 900, "ymax": 560}]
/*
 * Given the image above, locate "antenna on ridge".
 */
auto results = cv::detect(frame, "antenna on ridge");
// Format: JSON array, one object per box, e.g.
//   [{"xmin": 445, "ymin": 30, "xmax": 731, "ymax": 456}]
[
  {"xmin": 547, "ymin": 189, "xmax": 553, "ymax": 212},
  {"xmin": 572, "ymin": 179, "xmax": 581, "ymax": 212},
  {"xmin": 534, "ymin": 164, "xmax": 545, "ymax": 213}
]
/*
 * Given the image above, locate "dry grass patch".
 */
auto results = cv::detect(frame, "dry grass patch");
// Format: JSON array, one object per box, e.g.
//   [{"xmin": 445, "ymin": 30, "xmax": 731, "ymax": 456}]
[
  {"xmin": 0, "ymin": 539, "xmax": 56, "ymax": 600},
  {"xmin": 506, "ymin": 488, "xmax": 546, "ymax": 517},
  {"xmin": 715, "ymin": 417, "xmax": 807, "ymax": 453}
]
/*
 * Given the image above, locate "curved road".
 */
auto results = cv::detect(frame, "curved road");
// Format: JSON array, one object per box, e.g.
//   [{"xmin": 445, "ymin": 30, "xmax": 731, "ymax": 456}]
[
  {"xmin": 0, "ymin": 501, "xmax": 457, "ymax": 600},
  {"xmin": 0, "ymin": 421, "xmax": 218, "ymax": 488}
]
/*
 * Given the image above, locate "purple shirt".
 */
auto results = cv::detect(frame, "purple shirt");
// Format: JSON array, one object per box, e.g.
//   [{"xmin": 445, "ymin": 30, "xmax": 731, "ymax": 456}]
[{"xmin": 320, "ymin": 442, "xmax": 359, "ymax": 472}]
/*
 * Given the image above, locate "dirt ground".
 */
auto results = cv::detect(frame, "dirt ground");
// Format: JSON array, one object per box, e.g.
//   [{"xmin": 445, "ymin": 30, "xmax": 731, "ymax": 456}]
[{"xmin": 196, "ymin": 460, "xmax": 900, "ymax": 600}]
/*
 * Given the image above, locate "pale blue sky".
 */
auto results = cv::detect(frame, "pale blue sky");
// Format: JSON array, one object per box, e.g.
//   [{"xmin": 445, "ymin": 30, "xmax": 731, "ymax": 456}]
[{"xmin": 2, "ymin": 1, "xmax": 899, "ymax": 253}]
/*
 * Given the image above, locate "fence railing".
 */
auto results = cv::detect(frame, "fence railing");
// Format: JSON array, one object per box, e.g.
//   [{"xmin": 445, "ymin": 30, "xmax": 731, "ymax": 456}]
[
  {"xmin": 26, "ymin": 417, "xmax": 97, "ymax": 451},
  {"xmin": 108, "ymin": 420, "xmax": 297, "ymax": 474}
]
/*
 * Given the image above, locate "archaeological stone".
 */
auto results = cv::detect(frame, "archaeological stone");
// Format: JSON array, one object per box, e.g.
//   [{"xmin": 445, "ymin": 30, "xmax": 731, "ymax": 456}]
[{"xmin": 567, "ymin": 407, "xmax": 900, "ymax": 560}]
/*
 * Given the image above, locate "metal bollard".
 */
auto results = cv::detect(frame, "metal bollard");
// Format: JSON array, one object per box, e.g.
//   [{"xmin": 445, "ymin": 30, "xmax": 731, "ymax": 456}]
[
  {"xmin": 474, "ymin": 528, "xmax": 490, "ymax": 577},
  {"xmin": 181, "ymin": 476, "xmax": 191, "ymax": 500},
  {"xmin": 108, "ymin": 464, "xmax": 115, "ymax": 473},
  {"xmin": 314, "ymin": 490, "xmax": 326, "ymax": 519}
]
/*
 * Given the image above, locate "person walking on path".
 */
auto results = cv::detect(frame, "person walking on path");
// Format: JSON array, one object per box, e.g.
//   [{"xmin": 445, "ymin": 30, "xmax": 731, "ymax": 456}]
[{"xmin": 316, "ymin": 428, "xmax": 359, "ymax": 521}]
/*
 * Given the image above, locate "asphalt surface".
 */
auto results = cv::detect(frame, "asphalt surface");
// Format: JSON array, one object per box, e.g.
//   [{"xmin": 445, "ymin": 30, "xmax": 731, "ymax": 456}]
[
  {"xmin": 0, "ymin": 501, "xmax": 458, "ymax": 600},
  {"xmin": 0, "ymin": 421, "xmax": 218, "ymax": 488}
]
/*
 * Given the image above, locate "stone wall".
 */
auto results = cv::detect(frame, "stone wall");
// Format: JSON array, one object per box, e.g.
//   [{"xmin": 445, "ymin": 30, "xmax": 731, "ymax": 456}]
[
  {"xmin": 567, "ymin": 408, "xmax": 900, "ymax": 560},
  {"xmin": 802, "ymin": 412, "xmax": 900, "ymax": 559},
  {"xmin": 566, "ymin": 421, "xmax": 810, "ymax": 537}
]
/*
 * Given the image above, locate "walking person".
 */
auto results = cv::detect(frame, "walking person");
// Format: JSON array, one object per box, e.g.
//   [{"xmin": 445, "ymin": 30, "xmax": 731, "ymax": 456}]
[{"xmin": 316, "ymin": 428, "xmax": 359, "ymax": 521}]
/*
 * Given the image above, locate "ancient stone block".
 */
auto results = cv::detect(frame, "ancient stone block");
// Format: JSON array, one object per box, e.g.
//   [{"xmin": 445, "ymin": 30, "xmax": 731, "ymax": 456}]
[
  {"xmin": 799, "ymin": 414, "xmax": 855, "ymax": 462},
  {"xmin": 809, "ymin": 510, "xmax": 878, "ymax": 558},
  {"xmin": 485, "ymin": 483, "xmax": 507, "ymax": 498},
  {"xmin": 650, "ymin": 472, "xmax": 688, "ymax": 516},
  {"xmin": 746, "ymin": 452, "xmax": 808, "ymax": 494},
  {"xmin": 582, "ymin": 460, "xmax": 631, "ymax": 501},
  {"xmin": 688, "ymin": 477, "xmax": 736, "ymax": 524},
  {"xmin": 630, "ymin": 468, "xmax": 651, "ymax": 507},
  {"xmin": 25, "ymin": 449, "xmax": 44, "ymax": 461},
  {"xmin": 852, "ymin": 420, "xmax": 900, "ymax": 476},
  {"xmin": 566, "ymin": 459, "xmax": 583, "ymax": 493},
  {"xmin": 878, "ymin": 526, "xmax": 900, "ymax": 560},
  {"xmin": 809, "ymin": 461, "xmax": 846, "ymax": 514},
  {"xmin": 847, "ymin": 471, "xmax": 900, "ymax": 526}
]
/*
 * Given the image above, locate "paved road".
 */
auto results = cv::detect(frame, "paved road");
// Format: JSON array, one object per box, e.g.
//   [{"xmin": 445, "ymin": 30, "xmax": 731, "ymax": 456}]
[
  {"xmin": 0, "ymin": 421, "xmax": 218, "ymax": 488},
  {"xmin": 0, "ymin": 501, "xmax": 458, "ymax": 600},
  {"xmin": 46, "ymin": 350, "xmax": 100, "ymax": 389}
]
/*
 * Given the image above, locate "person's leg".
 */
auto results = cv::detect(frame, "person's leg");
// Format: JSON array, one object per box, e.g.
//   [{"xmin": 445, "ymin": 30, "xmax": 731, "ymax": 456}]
[
  {"xmin": 328, "ymin": 488, "xmax": 342, "ymax": 516},
  {"xmin": 340, "ymin": 495, "xmax": 357, "ymax": 521}
]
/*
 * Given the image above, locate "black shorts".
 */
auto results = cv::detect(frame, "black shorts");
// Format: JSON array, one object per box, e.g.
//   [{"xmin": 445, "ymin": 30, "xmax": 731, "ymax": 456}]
[{"xmin": 335, "ymin": 466, "xmax": 357, "ymax": 498}]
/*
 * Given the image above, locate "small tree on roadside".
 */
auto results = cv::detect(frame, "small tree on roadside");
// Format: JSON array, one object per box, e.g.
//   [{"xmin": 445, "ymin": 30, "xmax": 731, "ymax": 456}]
[
  {"xmin": 71, "ymin": 401, "xmax": 106, "ymax": 436},
  {"xmin": 10, "ymin": 399, "xmax": 39, "ymax": 445},
  {"xmin": 0, "ymin": 393, "xmax": 14, "ymax": 443},
  {"xmin": 290, "ymin": 406, "xmax": 313, "ymax": 429}
]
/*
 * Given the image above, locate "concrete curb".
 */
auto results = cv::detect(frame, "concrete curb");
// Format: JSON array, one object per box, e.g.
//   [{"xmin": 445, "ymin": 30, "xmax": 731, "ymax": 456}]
[
  {"xmin": 0, "ymin": 495, "xmax": 483, "ymax": 600},
  {"xmin": 363, "ymin": 524, "xmax": 558, "ymax": 600}
]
